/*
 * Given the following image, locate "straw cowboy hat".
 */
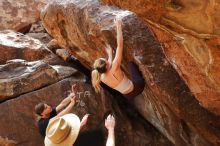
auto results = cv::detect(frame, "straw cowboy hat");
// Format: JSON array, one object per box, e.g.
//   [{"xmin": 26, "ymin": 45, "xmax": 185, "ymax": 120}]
[{"xmin": 44, "ymin": 114, "xmax": 81, "ymax": 146}]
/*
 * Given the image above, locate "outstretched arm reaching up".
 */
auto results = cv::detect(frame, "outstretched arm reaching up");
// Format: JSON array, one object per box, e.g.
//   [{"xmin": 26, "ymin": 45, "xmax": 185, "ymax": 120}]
[
  {"xmin": 80, "ymin": 114, "xmax": 90, "ymax": 129},
  {"xmin": 49, "ymin": 95, "xmax": 76, "ymax": 123},
  {"xmin": 105, "ymin": 115, "xmax": 116, "ymax": 146},
  {"xmin": 56, "ymin": 97, "xmax": 76, "ymax": 117},
  {"xmin": 105, "ymin": 44, "xmax": 113, "ymax": 65},
  {"xmin": 56, "ymin": 84, "xmax": 77, "ymax": 113},
  {"xmin": 112, "ymin": 16, "xmax": 123, "ymax": 71}
]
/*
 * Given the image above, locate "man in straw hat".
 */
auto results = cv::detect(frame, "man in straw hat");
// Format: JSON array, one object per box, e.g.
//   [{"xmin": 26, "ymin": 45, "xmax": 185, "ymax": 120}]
[
  {"xmin": 34, "ymin": 84, "xmax": 89, "ymax": 137},
  {"xmin": 44, "ymin": 114, "xmax": 116, "ymax": 146}
]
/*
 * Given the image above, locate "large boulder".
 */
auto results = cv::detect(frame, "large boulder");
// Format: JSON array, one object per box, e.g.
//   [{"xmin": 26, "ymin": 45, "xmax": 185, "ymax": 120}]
[
  {"xmin": 101, "ymin": 0, "xmax": 220, "ymax": 35},
  {"xmin": 0, "ymin": 76, "xmax": 172, "ymax": 146},
  {"xmin": 41, "ymin": 0, "xmax": 220, "ymax": 146},
  {"xmin": 0, "ymin": 59, "xmax": 76, "ymax": 101},
  {"xmin": 0, "ymin": 0, "xmax": 47, "ymax": 32},
  {"xmin": 101, "ymin": 0, "xmax": 220, "ymax": 117},
  {"xmin": 0, "ymin": 30, "xmax": 53, "ymax": 65}
]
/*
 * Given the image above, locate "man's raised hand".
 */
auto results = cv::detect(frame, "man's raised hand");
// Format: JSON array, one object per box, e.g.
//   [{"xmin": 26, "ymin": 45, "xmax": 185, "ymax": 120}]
[{"xmin": 68, "ymin": 84, "xmax": 77, "ymax": 98}]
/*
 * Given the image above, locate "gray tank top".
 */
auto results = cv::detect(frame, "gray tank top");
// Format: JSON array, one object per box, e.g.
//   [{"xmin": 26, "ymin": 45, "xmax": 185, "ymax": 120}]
[{"xmin": 101, "ymin": 73, "xmax": 133, "ymax": 94}]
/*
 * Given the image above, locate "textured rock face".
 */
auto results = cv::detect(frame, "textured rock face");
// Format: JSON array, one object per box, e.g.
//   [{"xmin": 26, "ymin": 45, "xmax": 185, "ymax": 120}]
[
  {"xmin": 0, "ymin": 0, "xmax": 47, "ymax": 32},
  {"xmin": 26, "ymin": 21, "xmax": 52, "ymax": 45},
  {"xmin": 41, "ymin": 0, "xmax": 220, "ymax": 146},
  {"xmin": 101, "ymin": 0, "xmax": 220, "ymax": 35},
  {"xmin": 0, "ymin": 30, "xmax": 53, "ymax": 65},
  {"xmin": 0, "ymin": 77, "xmax": 172, "ymax": 146},
  {"xmin": 0, "ymin": 59, "xmax": 76, "ymax": 101},
  {"xmin": 101, "ymin": 0, "xmax": 220, "ymax": 117}
]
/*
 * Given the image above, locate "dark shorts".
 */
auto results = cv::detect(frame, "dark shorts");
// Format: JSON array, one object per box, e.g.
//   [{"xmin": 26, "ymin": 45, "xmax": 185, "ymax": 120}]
[{"xmin": 123, "ymin": 62, "xmax": 145, "ymax": 100}]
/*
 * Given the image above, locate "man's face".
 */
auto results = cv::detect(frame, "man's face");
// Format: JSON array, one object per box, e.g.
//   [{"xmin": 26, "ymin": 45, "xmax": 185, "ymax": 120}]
[{"xmin": 41, "ymin": 104, "xmax": 52, "ymax": 116}]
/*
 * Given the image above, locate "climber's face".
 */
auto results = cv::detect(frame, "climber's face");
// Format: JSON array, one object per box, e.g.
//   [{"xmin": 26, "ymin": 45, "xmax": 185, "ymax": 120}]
[{"xmin": 41, "ymin": 104, "xmax": 52, "ymax": 116}]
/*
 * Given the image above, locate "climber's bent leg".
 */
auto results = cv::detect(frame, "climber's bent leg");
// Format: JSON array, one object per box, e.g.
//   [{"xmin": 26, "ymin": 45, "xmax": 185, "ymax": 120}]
[{"xmin": 123, "ymin": 62, "xmax": 145, "ymax": 100}]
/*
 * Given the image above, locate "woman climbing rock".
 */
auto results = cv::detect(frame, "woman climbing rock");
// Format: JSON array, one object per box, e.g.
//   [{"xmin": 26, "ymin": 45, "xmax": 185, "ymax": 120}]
[{"xmin": 91, "ymin": 16, "xmax": 145, "ymax": 100}]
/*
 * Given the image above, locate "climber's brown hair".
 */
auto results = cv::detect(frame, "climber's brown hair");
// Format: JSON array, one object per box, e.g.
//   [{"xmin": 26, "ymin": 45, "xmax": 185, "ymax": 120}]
[{"xmin": 34, "ymin": 102, "xmax": 45, "ymax": 116}]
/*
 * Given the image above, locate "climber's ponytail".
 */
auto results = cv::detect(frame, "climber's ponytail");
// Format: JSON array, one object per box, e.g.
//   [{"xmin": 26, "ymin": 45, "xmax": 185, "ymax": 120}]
[
  {"xmin": 92, "ymin": 69, "xmax": 101, "ymax": 93},
  {"xmin": 92, "ymin": 58, "xmax": 107, "ymax": 93}
]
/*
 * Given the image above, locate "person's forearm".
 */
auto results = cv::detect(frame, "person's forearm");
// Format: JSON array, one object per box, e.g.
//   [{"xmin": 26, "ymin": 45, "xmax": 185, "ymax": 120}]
[
  {"xmin": 60, "ymin": 91, "xmax": 77, "ymax": 110},
  {"xmin": 80, "ymin": 120, "xmax": 87, "ymax": 129},
  {"xmin": 60, "ymin": 95, "xmax": 72, "ymax": 106},
  {"xmin": 56, "ymin": 96, "xmax": 71, "ymax": 112},
  {"xmin": 57, "ymin": 102, "xmax": 74, "ymax": 117},
  {"xmin": 116, "ymin": 23, "xmax": 123, "ymax": 51},
  {"xmin": 106, "ymin": 129, "xmax": 115, "ymax": 146},
  {"xmin": 113, "ymin": 21, "xmax": 123, "ymax": 66},
  {"xmin": 107, "ymin": 47, "xmax": 113, "ymax": 64}
]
